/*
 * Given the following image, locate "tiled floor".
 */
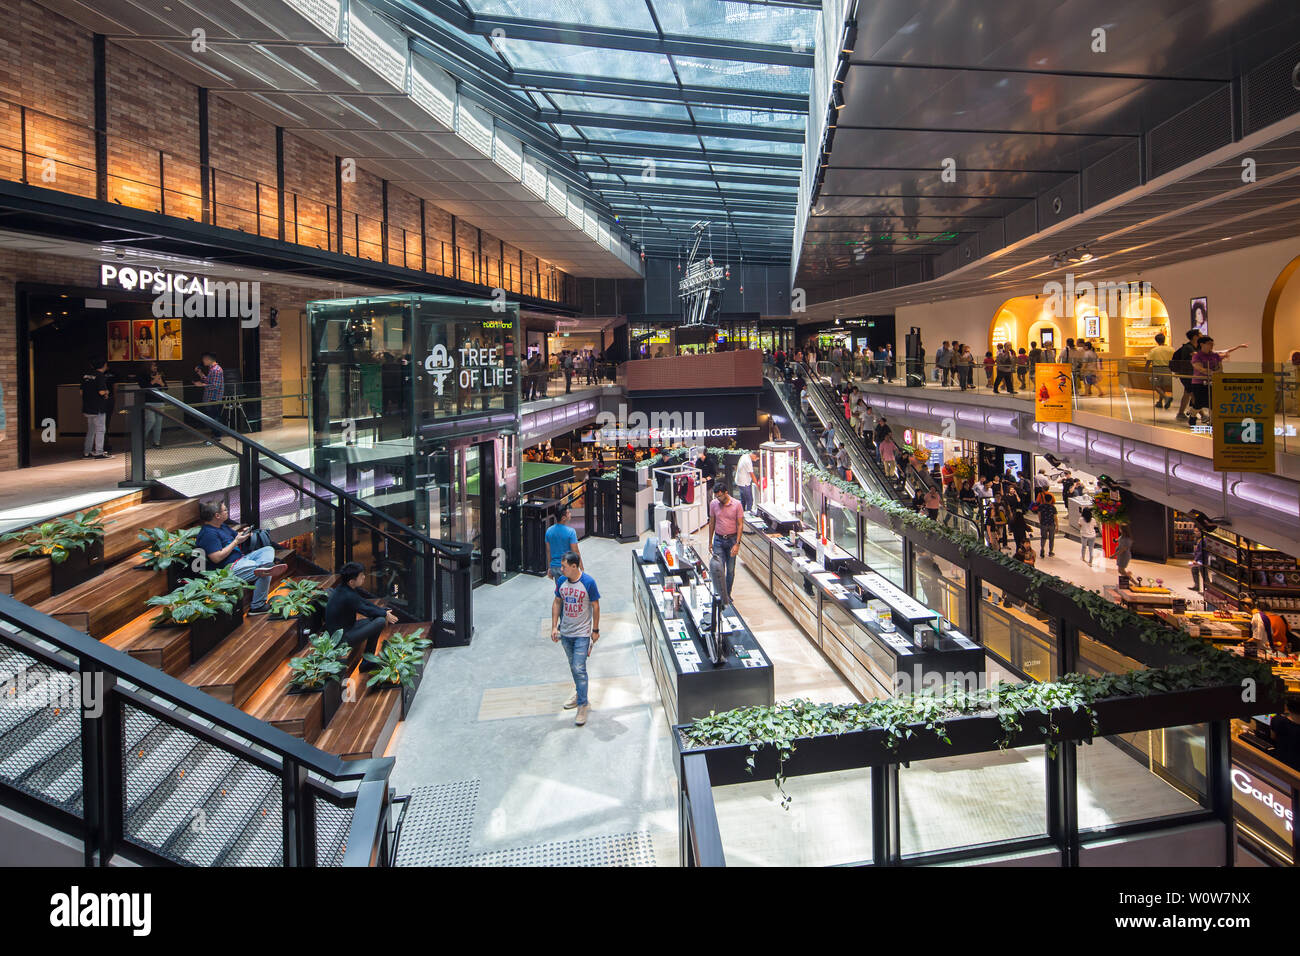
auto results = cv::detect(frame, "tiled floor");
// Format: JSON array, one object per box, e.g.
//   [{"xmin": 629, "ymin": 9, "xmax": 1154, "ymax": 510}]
[{"xmin": 390, "ymin": 529, "xmax": 860, "ymax": 866}]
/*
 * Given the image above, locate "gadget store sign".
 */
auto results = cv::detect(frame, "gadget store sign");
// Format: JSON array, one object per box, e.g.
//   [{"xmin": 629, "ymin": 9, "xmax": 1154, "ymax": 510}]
[
  {"xmin": 423, "ymin": 345, "xmax": 514, "ymax": 396},
  {"xmin": 1231, "ymin": 765, "xmax": 1293, "ymax": 853}
]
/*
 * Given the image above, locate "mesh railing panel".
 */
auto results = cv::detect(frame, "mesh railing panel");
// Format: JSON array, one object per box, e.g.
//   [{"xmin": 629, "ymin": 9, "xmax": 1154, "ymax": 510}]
[
  {"xmin": 0, "ymin": 641, "xmax": 84, "ymax": 816},
  {"xmin": 120, "ymin": 700, "xmax": 284, "ymax": 866},
  {"xmin": 314, "ymin": 792, "xmax": 355, "ymax": 867}
]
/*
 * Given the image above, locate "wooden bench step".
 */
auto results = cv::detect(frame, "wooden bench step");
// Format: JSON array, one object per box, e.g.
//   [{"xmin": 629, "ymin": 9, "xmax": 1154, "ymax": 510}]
[
  {"xmin": 313, "ymin": 679, "xmax": 402, "ymax": 761},
  {"xmin": 0, "ymin": 557, "xmax": 51, "ymax": 604},
  {"xmin": 180, "ymin": 616, "xmax": 299, "ymax": 709},
  {"xmin": 247, "ymin": 663, "xmax": 365, "ymax": 743},
  {"xmin": 102, "ymin": 498, "xmax": 199, "ymax": 565},
  {"xmin": 35, "ymin": 553, "xmax": 165, "ymax": 639}
]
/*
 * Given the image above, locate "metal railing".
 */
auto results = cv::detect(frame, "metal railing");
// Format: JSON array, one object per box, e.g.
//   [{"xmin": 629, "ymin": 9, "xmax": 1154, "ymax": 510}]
[
  {"xmin": 779, "ymin": 363, "xmax": 983, "ymax": 540},
  {"xmin": 124, "ymin": 389, "xmax": 473, "ymax": 642},
  {"xmin": 0, "ymin": 93, "xmax": 578, "ymax": 306},
  {"xmin": 0, "ymin": 594, "xmax": 392, "ymax": 867},
  {"xmin": 818, "ymin": 357, "xmax": 1300, "ymax": 455}
]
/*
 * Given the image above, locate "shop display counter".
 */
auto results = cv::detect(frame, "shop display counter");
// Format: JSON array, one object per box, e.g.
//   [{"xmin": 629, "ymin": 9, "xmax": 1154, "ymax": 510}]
[
  {"xmin": 737, "ymin": 512, "xmax": 984, "ymax": 698},
  {"xmin": 1104, "ymin": 584, "xmax": 1177, "ymax": 616},
  {"xmin": 633, "ymin": 553, "xmax": 773, "ymax": 727}
]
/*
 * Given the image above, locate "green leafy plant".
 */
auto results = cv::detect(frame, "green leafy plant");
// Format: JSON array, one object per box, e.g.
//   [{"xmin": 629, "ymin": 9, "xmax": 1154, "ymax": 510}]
[
  {"xmin": 269, "ymin": 578, "xmax": 330, "ymax": 619},
  {"xmin": 1, "ymin": 509, "xmax": 104, "ymax": 564},
  {"xmin": 288, "ymin": 629, "xmax": 351, "ymax": 690},
  {"xmin": 364, "ymin": 627, "xmax": 430, "ymax": 688},
  {"xmin": 146, "ymin": 566, "xmax": 252, "ymax": 625},
  {"xmin": 677, "ymin": 452, "xmax": 1281, "ymax": 807},
  {"xmin": 137, "ymin": 527, "xmax": 199, "ymax": 570}
]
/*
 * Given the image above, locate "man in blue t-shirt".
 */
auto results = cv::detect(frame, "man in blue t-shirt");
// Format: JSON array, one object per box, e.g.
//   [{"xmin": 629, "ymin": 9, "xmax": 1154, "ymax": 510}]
[
  {"xmin": 195, "ymin": 499, "xmax": 285, "ymax": 613},
  {"xmin": 550, "ymin": 552, "xmax": 600, "ymax": 726},
  {"xmin": 544, "ymin": 506, "xmax": 580, "ymax": 579}
]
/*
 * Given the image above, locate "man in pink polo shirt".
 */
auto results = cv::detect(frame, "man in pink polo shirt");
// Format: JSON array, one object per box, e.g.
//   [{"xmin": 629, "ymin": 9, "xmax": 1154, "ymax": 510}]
[{"xmin": 708, "ymin": 482, "xmax": 745, "ymax": 596}]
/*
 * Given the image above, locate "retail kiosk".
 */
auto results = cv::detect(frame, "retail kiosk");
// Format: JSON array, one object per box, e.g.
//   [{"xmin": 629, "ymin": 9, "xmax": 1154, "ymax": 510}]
[{"xmin": 632, "ymin": 535, "xmax": 774, "ymax": 727}]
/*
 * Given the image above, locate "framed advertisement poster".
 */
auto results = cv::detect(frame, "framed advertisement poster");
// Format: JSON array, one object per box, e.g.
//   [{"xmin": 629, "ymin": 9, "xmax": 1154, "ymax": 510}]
[
  {"xmin": 107, "ymin": 321, "xmax": 131, "ymax": 362},
  {"xmin": 1191, "ymin": 297, "xmax": 1209, "ymax": 336},
  {"xmin": 131, "ymin": 319, "xmax": 157, "ymax": 361},
  {"xmin": 1211, "ymin": 372, "xmax": 1274, "ymax": 472},
  {"xmin": 157, "ymin": 318, "xmax": 183, "ymax": 360},
  {"xmin": 1034, "ymin": 362, "xmax": 1073, "ymax": 422}
]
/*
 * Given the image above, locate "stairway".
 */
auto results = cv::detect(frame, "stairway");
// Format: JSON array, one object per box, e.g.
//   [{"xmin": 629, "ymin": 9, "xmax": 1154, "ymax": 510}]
[{"xmin": 0, "ymin": 488, "xmax": 431, "ymax": 865}]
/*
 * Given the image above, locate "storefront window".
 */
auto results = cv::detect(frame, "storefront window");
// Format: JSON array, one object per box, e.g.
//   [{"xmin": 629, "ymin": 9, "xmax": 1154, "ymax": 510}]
[
  {"xmin": 978, "ymin": 582, "xmax": 1057, "ymax": 681},
  {"xmin": 912, "ymin": 551, "xmax": 967, "ymax": 632},
  {"xmin": 900, "ymin": 745, "xmax": 1048, "ymax": 857},
  {"xmin": 712, "ymin": 769, "xmax": 873, "ymax": 866},
  {"xmin": 864, "ymin": 520, "xmax": 904, "ymax": 588},
  {"xmin": 833, "ymin": 504, "xmax": 858, "ymax": 559},
  {"xmin": 1077, "ymin": 723, "xmax": 1209, "ymax": 833}
]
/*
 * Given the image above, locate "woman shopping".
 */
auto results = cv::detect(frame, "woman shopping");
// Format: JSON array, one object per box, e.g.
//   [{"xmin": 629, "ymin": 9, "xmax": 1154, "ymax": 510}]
[{"xmin": 1079, "ymin": 506, "xmax": 1099, "ymax": 565}]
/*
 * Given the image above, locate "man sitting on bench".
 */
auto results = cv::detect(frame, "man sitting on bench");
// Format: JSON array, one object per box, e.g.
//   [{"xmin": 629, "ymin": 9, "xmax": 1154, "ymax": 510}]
[
  {"xmin": 323, "ymin": 561, "xmax": 397, "ymax": 656},
  {"xmin": 196, "ymin": 499, "xmax": 286, "ymax": 614}
]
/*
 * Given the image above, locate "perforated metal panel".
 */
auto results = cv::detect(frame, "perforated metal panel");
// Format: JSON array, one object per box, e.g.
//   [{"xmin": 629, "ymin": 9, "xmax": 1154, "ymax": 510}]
[
  {"xmin": 120, "ymin": 702, "xmax": 284, "ymax": 866},
  {"xmin": 0, "ymin": 646, "xmax": 83, "ymax": 815},
  {"xmin": 1003, "ymin": 201, "xmax": 1038, "ymax": 244},
  {"xmin": 1244, "ymin": 43, "xmax": 1300, "ymax": 135},
  {"xmin": 395, "ymin": 780, "xmax": 656, "ymax": 867},
  {"xmin": 1148, "ymin": 87, "xmax": 1233, "ymax": 180},
  {"xmin": 1083, "ymin": 142, "xmax": 1141, "ymax": 209}
]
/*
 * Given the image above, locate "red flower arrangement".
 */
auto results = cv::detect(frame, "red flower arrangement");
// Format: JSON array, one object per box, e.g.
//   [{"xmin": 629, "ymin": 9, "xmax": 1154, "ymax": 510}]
[{"xmin": 1092, "ymin": 491, "xmax": 1126, "ymax": 525}]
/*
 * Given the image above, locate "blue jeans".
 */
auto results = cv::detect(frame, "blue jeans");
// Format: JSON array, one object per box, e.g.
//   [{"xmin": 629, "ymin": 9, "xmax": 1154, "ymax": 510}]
[
  {"xmin": 231, "ymin": 545, "xmax": 276, "ymax": 608},
  {"xmin": 560, "ymin": 634, "xmax": 590, "ymax": 706},
  {"xmin": 736, "ymin": 484, "xmax": 753, "ymax": 512},
  {"xmin": 712, "ymin": 533, "xmax": 737, "ymax": 597}
]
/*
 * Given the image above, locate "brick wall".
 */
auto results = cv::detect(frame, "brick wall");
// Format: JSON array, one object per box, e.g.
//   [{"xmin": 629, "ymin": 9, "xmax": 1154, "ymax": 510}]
[
  {"xmin": 386, "ymin": 183, "xmax": 423, "ymax": 271},
  {"xmin": 625, "ymin": 349, "xmax": 762, "ymax": 393},
  {"xmin": 105, "ymin": 41, "xmax": 202, "ymax": 220},
  {"xmin": 209, "ymin": 94, "xmax": 278, "ymax": 237},
  {"xmin": 341, "ymin": 166, "xmax": 384, "ymax": 262},
  {"xmin": 0, "ymin": 0, "xmax": 95, "ymax": 195},
  {"xmin": 282, "ymin": 132, "xmax": 335, "ymax": 251},
  {"xmin": 425, "ymin": 204, "xmax": 454, "ymax": 275}
]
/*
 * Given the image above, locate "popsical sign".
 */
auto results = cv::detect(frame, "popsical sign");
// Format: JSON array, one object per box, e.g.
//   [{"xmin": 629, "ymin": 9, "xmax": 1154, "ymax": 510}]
[
  {"xmin": 1034, "ymin": 362, "xmax": 1073, "ymax": 423},
  {"xmin": 1212, "ymin": 372, "xmax": 1275, "ymax": 472}
]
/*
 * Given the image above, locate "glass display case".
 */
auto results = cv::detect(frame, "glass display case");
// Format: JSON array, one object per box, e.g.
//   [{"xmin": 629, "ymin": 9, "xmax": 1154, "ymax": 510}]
[{"xmin": 758, "ymin": 440, "xmax": 802, "ymax": 520}]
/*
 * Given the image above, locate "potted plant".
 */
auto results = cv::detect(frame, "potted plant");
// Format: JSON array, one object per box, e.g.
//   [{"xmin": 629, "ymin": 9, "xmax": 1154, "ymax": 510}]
[
  {"xmin": 145, "ymin": 567, "xmax": 252, "ymax": 662},
  {"xmin": 138, "ymin": 527, "xmax": 200, "ymax": 592},
  {"xmin": 1, "ymin": 509, "xmax": 106, "ymax": 594},
  {"xmin": 268, "ymin": 578, "xmax": 331, "ymax": 646},
  {"xmin": 363, "ymin": 627, "xmax": 430, "ymax": 717},
  {"xmin": 287, "ymin": 629, "xmax": 351, "ymax": 728}
]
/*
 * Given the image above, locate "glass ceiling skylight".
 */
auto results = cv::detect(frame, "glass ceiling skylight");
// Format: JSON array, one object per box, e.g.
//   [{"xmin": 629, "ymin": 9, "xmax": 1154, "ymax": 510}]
[{"xmin": 399, "ymin": 0, "xmax": 817, "ymax": 260}]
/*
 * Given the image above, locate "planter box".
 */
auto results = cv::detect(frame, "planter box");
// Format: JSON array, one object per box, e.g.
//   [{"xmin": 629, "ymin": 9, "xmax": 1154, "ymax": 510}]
[
  {"xmin": 287, "ymin": 678, "xmax": 343, "ymax": 729},
  {"xmin": 188, "ymin": 607, "xmax": 244, "ymax": 664},
  {"xmin": 50, "ymin": 540, "xmax": 104, "ymax": 596},
  {"xmin": 676, "ymin": 683, "xmax": 1270, "ymax": 787},
  {"xmin": 166, "ymin": 563, "xmax": 194, "ymax": 594}
]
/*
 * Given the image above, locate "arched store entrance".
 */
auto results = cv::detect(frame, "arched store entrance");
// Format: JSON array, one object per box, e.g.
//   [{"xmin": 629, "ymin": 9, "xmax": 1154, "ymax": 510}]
[
  {"xmin": 1262, "ymin": 253, "xmax": 1300, "ymax": 369},
  {"xmin": 988, "ymin": 285, "xmax": 1170, "ymax": 361}
]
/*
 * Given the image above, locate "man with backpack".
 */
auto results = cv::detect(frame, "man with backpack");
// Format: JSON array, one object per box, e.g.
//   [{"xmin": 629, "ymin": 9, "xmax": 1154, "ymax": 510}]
[{"xmin": 1170, "ymin": 328, "xmax": 1199, "ymax": 419}]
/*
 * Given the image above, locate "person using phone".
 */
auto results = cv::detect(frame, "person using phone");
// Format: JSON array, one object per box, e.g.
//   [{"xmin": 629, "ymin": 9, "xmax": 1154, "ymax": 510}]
[
  {"xmin": 195, "ymin": 499, "xmax": 285, "ymax": 613},
  {"xmin": 550, "ymin": 551, "xmax": 599, "ymax": 727},
  {"xmin": 324, "ymin": 560, "xmax": 398, "ymax": 657}
]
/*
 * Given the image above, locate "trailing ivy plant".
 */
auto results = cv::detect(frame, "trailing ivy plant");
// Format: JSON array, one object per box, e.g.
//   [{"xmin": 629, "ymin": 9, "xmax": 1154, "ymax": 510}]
[{"xmin": 679, "ymin": 453, "xmax": 1279, "ymax": 807}]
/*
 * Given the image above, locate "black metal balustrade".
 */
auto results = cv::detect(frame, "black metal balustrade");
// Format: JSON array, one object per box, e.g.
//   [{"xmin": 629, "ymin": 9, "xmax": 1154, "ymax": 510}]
[
  {"xmin": 0, "ymin": 595, "xmax": 394, "ymax": 867},
  {"xmin": 123, "ymin": 390, "xmax": 473, "ymax": 644}
]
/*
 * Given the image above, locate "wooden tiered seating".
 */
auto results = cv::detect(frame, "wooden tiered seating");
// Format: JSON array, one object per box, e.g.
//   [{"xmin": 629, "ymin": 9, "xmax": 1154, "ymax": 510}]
[
  {"xmin": 10, "ymin": 487, "xmax": 436, "ymax": 767},
  {"xmin": 179, "ymin": 615, "xmax": 300, "ymax": 709},
  {"xmin": 0, "ymin": 497, "xmax": 199, "ymax": 604},
  {"xmin": 35, "ymin": 554, "xmax": 164, "ymax": 639}
]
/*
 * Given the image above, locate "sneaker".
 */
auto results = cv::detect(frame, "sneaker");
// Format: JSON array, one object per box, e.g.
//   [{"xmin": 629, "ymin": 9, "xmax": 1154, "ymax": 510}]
[
  {"xmin": 95, "ymin": 453, "xmax": 113, "ymax": 459},
  {"xmin": 248, "ymin": 603, "xmax": 270, "ymax": 614},
  {"xmin": 562, "ymin": 692, "xmax": 579, "ymax": 710},
  {"xmin": 253, "ymin": 563, "xmax": 289, "ymax": 578},
  {"xmin": 575, "ymin": 704, "xmax": 589, "ymax": 726}
]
